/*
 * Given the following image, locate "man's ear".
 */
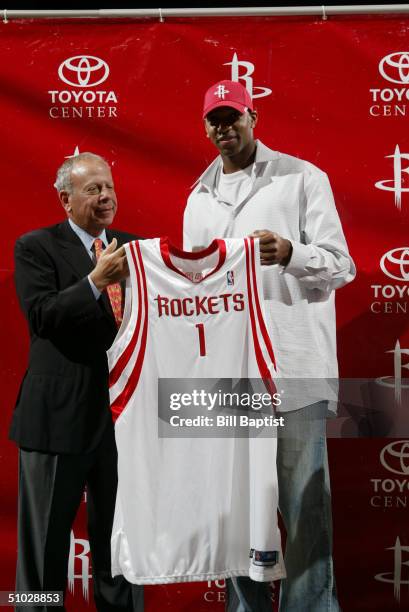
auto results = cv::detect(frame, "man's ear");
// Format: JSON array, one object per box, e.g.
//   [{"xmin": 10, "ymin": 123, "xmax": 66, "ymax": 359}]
[
  {"xmin": 59, "ymin": 190, "xmax": 71, "ymax": 213},
  {"xmin": 249, "ymin": 109, "xmax": 258, "ymax": 128}
]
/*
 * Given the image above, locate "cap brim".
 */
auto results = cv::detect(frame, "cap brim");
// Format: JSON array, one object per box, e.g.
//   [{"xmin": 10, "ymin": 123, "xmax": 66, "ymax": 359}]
[{"xmin": 203, "ymin": 101, "xmax": 248, "ymax": 119}]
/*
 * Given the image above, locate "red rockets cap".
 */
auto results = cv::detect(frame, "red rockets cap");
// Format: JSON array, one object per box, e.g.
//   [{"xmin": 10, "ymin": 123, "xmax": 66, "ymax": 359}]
[{"xmin": 203, "ymin": 80, "xmax": 253, "ymax": 119}]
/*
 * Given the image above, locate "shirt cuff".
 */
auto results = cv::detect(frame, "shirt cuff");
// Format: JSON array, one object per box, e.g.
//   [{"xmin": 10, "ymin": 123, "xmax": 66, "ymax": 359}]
[
  {"xmin": 88, "ymin": 275, "xmax": 102, "ymax": 299},
  {"xmin": 280, "ymin": 241, "xmax": 312, "ymax": 276}
]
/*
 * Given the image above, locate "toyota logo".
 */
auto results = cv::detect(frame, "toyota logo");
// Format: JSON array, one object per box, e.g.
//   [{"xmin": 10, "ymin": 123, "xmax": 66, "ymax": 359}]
[
  {"xmin": 58, "ymin": 55, "xmax": 109, "ymax": 88},
  {"xmin": 380, "ymin": 247, "xmax": 409, "ymax": 281},
  {"xmin": 380, "ymin": 440, "xmax": 409, "ymax": 475},
  {"xmin": 379, "ymin": 52, "xmax": 409, "ymax": 84}
]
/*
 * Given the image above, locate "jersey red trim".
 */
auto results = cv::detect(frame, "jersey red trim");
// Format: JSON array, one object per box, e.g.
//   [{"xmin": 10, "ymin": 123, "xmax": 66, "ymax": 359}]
[
  {"xmin": 245, "ymin": 237, "xmax": 276, "ymax": 394},
  {"xmin": 249, "ymin": 238, "xmax": 277, "ymax": 370},
  {"xmin": 109, "ymin": 241, "xmax": 143, "ymax": 387},
  {"xmin": 111, "ymin": 241, "xmax": 149, "ymax": 422},
  {"xmin": 159, "ymin": 237, "xmax": 226, "ymax": 283}
]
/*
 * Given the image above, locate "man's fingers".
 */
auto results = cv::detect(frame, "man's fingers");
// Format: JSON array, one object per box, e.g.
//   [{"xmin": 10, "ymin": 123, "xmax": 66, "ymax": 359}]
[
  {"xmin": 105, "ymin": 238, "xmax": 117, "ymax": 253},
  {"xmin": 260, "ymin": 243, "xmax": 277, "ymax": 253},
  {"xmin": 249, "ymin": 229, "xmax": 270, "ymax": 238},
  {"xmin": 260, "ymin": 250, "xmax": 277, "ymax": 259},
  {"xmin": 100, "ymin": 239, "xmax": 122, "ymax": 261},
  {"xmin": 249, "ymin": 230, "xmax": 278, "ymax": 245},
  {"xmin": 259, "ymin": 234, "xmax": 278, "ymax": 245}
]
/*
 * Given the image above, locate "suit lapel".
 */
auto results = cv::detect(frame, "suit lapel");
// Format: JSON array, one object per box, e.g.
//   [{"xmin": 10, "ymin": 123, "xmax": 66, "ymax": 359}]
[
  {"xmin": 56, "ymin": 221, "xmax": 115, "ymax": 318},
  {"xmin": 56, "ymin": 220, "xmax": 95, "ymax": 279}
]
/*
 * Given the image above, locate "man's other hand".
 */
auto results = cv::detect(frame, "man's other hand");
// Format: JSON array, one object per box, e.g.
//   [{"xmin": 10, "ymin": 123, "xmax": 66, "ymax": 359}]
[
  {"xmin": 89, "ymin": 238, "xmax": 129, "ymax": 291},
  {"xmin": 250, "ymin": 230, "xmax": 293, "ymax": 266}
]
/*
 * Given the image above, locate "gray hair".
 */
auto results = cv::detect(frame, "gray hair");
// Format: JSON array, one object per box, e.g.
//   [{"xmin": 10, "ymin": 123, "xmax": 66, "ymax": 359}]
[{"xmin": 54, "ymin": 152, "xmax": 109, "ymax": 193}]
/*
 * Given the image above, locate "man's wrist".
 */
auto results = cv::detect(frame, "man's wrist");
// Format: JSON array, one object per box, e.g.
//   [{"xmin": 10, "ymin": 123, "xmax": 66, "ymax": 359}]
[
  {"xmin": 88, "ymin": 275, "xmax": 102, "ymax": 299},
  {"xmin": 280, "ymin": 240, "xmax": 293, "ymax": 266},
  {"xmin": 89, "ymin": 271, "xmax": 107, "ymax": 293}
]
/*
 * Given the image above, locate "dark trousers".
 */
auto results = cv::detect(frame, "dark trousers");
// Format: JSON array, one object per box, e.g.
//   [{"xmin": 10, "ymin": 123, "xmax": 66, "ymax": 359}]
[{"xmin": 16, "ymin": 425, "xmax": 144, "ymax": 612}]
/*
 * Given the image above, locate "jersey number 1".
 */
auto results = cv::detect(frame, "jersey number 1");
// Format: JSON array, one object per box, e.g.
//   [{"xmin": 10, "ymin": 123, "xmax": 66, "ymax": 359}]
[{"xmin": 195, "ymin": 323, "xmax": 206, "ymax": 357}]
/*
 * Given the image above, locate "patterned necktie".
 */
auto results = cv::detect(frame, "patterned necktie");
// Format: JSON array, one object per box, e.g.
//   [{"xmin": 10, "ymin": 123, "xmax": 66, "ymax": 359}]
[{"xmin": 93, "ymin": 238, "xmax": 123, "ymax": 328}]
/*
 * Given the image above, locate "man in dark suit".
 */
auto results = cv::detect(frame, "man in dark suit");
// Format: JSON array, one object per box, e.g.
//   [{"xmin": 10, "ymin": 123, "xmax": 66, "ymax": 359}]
[{"xmin": 10, "ymin": 152, "xmax": 143, "ymax": 611}]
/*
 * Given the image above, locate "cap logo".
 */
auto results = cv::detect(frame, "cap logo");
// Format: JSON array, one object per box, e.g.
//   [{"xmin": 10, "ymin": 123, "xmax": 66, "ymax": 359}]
[{"xmin": 214, "ymin": 84, "xmax": 230, "ymax": 99}]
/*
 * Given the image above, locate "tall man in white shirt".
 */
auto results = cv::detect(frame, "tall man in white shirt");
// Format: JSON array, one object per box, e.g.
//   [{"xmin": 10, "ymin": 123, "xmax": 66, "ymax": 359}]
[{"xmin": 183, "ymin": 80, "xmax": 356, "ymax": 612}]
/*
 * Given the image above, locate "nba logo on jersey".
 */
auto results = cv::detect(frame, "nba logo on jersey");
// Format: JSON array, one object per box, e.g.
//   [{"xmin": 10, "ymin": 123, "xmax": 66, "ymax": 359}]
[{"xmin": 227, "ymin": 270, "xmax": 234, "ymax": 286}]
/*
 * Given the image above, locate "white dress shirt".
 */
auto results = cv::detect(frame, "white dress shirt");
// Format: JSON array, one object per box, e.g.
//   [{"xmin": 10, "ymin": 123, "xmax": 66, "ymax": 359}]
[{"xmin": 183, "ymin": 140, "xmax": 356, "ymax": 410}]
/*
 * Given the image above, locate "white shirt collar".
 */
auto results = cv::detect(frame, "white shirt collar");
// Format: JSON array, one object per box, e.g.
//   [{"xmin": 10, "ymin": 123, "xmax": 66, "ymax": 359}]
[
  {"xmin": 194, "ymin": 140, "xmax": 280, "ymax": 193},
  {"xmin": 68, "ymin": 218, "xmax": 108, "ymax": 255}
]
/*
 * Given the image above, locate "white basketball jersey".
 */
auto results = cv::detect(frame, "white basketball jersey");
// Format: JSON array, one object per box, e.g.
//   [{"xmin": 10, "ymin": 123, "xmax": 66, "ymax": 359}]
[{"xmin": 108, "ymin": 237, "xmax": 285, "ymax": 584}]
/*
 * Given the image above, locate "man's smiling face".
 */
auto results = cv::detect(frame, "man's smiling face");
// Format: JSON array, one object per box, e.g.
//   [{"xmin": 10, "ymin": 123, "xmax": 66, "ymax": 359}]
[
  {"xmin": 60, "ymin": 158, "xmax": 117, "ymax": 237},
  {"xmin": 204, "ymin": 106, "xmax": 258, "ymax": 159}
]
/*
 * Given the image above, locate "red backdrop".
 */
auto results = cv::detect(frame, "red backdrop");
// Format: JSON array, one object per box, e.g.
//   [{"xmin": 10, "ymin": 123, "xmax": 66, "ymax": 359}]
[{"xmin": 1, "ymin": 14, "xmax": 409, "ymax": 611}]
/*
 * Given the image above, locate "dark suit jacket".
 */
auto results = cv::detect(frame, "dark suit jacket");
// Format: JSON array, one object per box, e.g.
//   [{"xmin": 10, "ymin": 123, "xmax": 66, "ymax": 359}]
[{"xmin": 9, "ymin": 220, "xmax": 136, "ymax": 454}]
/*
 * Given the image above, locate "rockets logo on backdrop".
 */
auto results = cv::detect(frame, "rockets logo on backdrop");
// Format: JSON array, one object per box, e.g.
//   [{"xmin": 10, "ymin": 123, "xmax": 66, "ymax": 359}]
[
  {"xmin": 376, "ymin": 339, "xmax": 409, "ymax": 406},
  {"xmin": 375, "ymin": 145, "xmax": 409, "ymax": 211},
  {"xmin": 67, "ymin": 530, "xmax": 91, "ymax": 601},
  {"xmin": 48, "ymin": 55, "xmax": 118, "ymax": 120},
  {"xmin": 374, "ymin": 537, "xmax": 409, "ymax": 604},
  {"xmin": 224, "ymin": 52, "xmax": 272, "ymax": 99}
]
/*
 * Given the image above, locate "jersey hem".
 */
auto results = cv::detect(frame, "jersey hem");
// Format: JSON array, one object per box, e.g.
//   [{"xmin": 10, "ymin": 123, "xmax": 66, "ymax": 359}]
[{"xmin": 111, "ymin": 566, "xmax": 285, "ymax": 584}]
